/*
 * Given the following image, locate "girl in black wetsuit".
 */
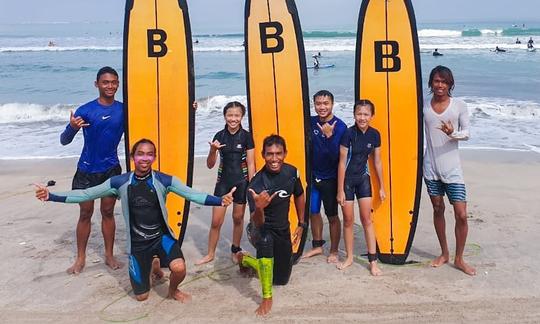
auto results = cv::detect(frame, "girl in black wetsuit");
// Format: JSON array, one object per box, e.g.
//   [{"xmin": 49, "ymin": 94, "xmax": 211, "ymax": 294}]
[
  {"xmin": 196, "ymin": 102, "xmax": 256, "ymax": 265},
  {"xmin": 337, "ymin": 100, "xmax": 386, "ymax": 275}
]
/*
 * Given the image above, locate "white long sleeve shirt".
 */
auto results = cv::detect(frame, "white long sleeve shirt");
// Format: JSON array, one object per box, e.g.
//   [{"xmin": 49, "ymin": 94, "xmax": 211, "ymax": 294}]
[{"xmin": 423, "ymin": 97, "xmax": 470, "ymax": 184}]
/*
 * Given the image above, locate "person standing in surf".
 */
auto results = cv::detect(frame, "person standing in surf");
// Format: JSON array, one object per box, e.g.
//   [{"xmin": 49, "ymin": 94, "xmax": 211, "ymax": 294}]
[
  {"xmin": 337, "ymin": 100, "xmax": 385, "ymax": 275},
  {"xmin": 237, "ymin": 135, "xmax": 306, "ymax": 316},
  {"xmin": 302, "ymin": 90, "xmax": 347, "ymax": 263},
  {"xmin": 424, "ymin": 65, "xmax": 476, "ymax": 276},
  {"xmin": 196, "ymin": 101, "xmax": 256, "ymax": 265},
  {"xmin": 60, "ymin": 66, "xmax": 124, "ymax": 274},
  {"xmin": 35, "ymin": 139, "xmax": 235, "ymax": 302}
]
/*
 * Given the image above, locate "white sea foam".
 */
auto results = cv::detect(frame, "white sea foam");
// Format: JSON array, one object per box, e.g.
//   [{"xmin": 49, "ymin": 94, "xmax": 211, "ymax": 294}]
[
  {"xmin": 418, "ymin": 29, "xmax": 462, "ymax": 37},
  {"xmin": 0, "ymin": 103, "xmax": 75, "ymax": 124}
]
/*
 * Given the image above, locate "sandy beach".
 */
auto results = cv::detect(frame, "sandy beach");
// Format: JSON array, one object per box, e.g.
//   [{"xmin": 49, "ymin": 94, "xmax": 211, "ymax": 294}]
[{"xmin": 1, "ymin": 150, "xmax": 539, "ymax": 323}]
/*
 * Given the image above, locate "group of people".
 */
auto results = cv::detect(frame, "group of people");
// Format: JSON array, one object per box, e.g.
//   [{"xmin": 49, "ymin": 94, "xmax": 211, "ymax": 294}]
[{"xmin": 34, "ymin": 64, "xmax": 476, "ymax": 316}]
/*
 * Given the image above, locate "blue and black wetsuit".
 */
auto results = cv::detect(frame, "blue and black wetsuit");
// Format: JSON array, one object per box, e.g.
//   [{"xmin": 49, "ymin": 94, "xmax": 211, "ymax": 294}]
[
  {"xmin": 212, "ymin": 126, "xmax": 254, "ymax": 204},
  {"xmin": 339, "ymin": 125, "xmax": 381, "ymax": 200}
]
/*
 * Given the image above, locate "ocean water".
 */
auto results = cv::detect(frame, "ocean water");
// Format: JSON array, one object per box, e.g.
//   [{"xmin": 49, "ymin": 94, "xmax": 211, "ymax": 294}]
[{"xmin": 1, "ymin": 21, "xmax": 539, "ymax": 159}]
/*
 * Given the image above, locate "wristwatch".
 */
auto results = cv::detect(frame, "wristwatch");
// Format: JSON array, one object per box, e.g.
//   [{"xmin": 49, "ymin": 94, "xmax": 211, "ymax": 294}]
[{"xmin": 298, "ymin": 222, "xmax": 308, "ymax": 229}]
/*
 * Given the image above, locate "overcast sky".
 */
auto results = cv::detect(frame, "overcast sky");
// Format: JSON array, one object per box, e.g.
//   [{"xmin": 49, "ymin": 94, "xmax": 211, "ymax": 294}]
[{"xmin": 1, "ymin": 0, "xmax": 539, "ymax": 31}]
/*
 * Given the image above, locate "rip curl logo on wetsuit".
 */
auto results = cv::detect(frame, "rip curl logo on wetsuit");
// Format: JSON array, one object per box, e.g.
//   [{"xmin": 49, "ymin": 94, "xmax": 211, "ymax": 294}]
[
  {"xmin": 313, "ymin": 129, "xmax": 320, "ymax": 136},
  {"xmin": 367, "ymin": 143, "xmax": 372, "ymax": 148},
  {"xmin": 275, "ymin": 190, "xmax": 290, "ymax": 198}
]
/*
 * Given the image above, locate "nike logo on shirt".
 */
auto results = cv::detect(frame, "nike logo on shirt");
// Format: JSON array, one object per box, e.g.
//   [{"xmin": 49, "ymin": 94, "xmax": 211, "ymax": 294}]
[{"xmin": 102, "ymin": 115, "xmax": 111, "ymax": 120}]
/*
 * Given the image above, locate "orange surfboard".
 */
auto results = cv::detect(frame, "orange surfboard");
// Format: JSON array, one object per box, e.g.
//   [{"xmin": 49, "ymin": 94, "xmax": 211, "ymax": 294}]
[
  {"xmin": 355, "ymin": 0, "xmax": 423, "ymax": 264},
  {"xmin": 245, "ymin": 0, "xmax": 311, "ymax": 261},
  {"xmin": 123, "ymin": 0, "xmax": 195, "ymax": 243}
]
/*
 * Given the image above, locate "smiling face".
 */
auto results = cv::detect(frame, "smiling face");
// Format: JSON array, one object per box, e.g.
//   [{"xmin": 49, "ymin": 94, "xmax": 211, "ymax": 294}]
[
  {"xmin": 263, "ymin": 144, "xmax": 286, "ymax": 173},
  {"xmin": 354, "ymin": 104, "xmax": 373, "ymax": 131},
  {"xmin": 430, "ymin": 73, "xmax": 451, "ymax": 99},
  {"xmin": 314, "ymin": 95, "xmax": 334, "ymax": 122},
  {"xmin": 95, "ymin": 72, "xmax": 119, "ymax": 100},
  {"xmin": 224, "ymin": 106, "xmax": 243, "ymax": 132},
  {"xmin": 132, "ymin": 142, "xmax": 156, "ymax": 175}
]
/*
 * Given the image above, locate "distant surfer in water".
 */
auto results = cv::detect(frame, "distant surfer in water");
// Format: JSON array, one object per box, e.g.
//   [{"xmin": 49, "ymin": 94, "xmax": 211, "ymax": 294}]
[
  {"xmin": 35, "ymin": 139, "xmax": 235, "ymax": 302},
  {"xmin": 196, "ymin": 101, "xmax": 255, "ymax": 265},
  {"xmin": 516, "ymin": 38, "xmax": 521, "ymax": 44},
  {"xmin": 302, "ymin": 90, "xmax": 346, "ymax": 263},
  {"xmin": 337, "ymin": 100, "xmax": 386, "ymax": 275},
  {"xmin": 59, "ymin": 66, "xmax": 124, "ymax": 274},
  {"xmin": 528, "ymin": 37, "xmax": 534, "ymax": 47},
  {"xmin": 313, "ymin": 55, "xmax": 320, "ymax": 69},
  {"xmin": 494, "ymin": 46, "xmax": 506, "ymax": 53},
  {"xmin": 433, "ymin": 48, "xmax": 443, "ymax": 56},
  {"xmin": 424, "ymin": 65, "xmax": 476, "ymax": 276},
  {"xmin": 237, "ymin": 135, "xmax": 306, "ymax": 316}
]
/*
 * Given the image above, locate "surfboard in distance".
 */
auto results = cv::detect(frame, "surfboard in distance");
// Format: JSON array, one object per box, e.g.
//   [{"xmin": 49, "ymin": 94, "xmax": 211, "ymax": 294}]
[
  {"xmin": 245, "ymin": 0, "xmax": 311, "ymax": 262},
  {"xmin": 355, "ymin": 0, "xmax": 423, "ymax": 265},
  {"xmin": 307, "ymin": 64, "xmax": 336, "ymax": 69},
  {"xmin": 123, "ymin": 0, "xmax": 195, "ymax": 243}
]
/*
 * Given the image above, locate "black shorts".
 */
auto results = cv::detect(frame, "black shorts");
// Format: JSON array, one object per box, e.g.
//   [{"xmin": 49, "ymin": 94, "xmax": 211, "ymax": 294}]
[
  {"xmin": 128, "ymin": 234, "xmax": 184, "ymax": 295},
  {"xmin": 310, "ymin": 178, "xmax": 338, "ymax": 217},
  {"xmin": 246, "ymin": 223, "xmax": 293, "ymax": 286},
  {"xmin": 72, "ymin": 164, "xmax": 122, "ymax": 190},
  {"xmin": 344, "ymin": 174, "xmax": 372, "ymax": 201},
  {"xmin": 214, "ymin": 179, "xmax": 248, "ymax": 204}
]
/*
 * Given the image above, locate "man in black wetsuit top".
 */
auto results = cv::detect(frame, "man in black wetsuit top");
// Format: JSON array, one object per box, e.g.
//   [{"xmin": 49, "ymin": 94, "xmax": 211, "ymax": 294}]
[{"xmin": 237, "ymin": 134, "xmax": 306, "ymax": 316}]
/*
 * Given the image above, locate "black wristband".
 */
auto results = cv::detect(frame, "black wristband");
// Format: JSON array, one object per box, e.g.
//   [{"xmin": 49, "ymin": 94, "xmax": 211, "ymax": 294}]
[{"xmin": 298, "ymin": 222, "xmax": 308, "ymax": 229}]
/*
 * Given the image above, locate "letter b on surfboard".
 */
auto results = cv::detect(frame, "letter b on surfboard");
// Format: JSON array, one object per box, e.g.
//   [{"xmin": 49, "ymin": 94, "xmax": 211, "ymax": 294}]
[
  {"xmin": 147, "ymin": 29, "xmax": 168, "ymax": 57},
  {"xmin": 374, "ymin": 40, "xmax": 401, "ymax": 72},
  {"xmin": 259, "ymin": 22, "xmax": 284, "ymax": 53}
]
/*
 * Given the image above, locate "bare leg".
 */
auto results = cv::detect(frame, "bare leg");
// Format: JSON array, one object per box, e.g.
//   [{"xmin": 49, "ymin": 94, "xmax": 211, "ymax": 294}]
[
  {"xmin": 452, "ymin": 202, "xmax": 476, "ymax": 275},
  {"xmin": 68, "ymin": 201, "xmax": 94, "ymax": 274},
  {"xmin": 231, "ymin": 203, "xmax": 246, "ymax": 263},
  {"xmin": 327, "ymin": 216, "xmax": 341, "ymax": 263},
  {"xmin": 196, "ymin": 206, "xmax": 226, "ymax": 265},
  {"xmin": 358, "ymin": 197, "xmax": 382, "ymax": 276},
  {"xmin": 430, "ymin": 196, "xmax": 450, "ymax": 267},
  {"xmin": 302, "ymin": 213, "xmax": 324, "ymax": 258},
  {"xmin": 337, "ymin": 202, "xmax": 354, "ymax": 270},
  {"xmin": 168, "ymin": 259, "xmax": 191, "ymax": 302},
  {"xmin": 100, "ymin": 196, "xmax": 122, "ymax": 270}
]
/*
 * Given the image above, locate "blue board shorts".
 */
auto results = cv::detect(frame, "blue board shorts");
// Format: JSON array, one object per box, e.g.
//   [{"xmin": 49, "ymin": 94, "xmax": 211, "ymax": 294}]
[{"xmin": 424, "ymin": 178, "xmax": 467, "ymax": 203}]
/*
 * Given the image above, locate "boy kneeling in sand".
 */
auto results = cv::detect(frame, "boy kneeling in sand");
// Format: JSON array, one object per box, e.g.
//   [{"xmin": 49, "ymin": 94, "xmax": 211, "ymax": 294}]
[
  {"xmin": 35, "ymin": 138, "xmax": 235, "ymax": 302},
  {"xmin": 237, "ymin": 135, "xmax": 306, "ymax": 315}
]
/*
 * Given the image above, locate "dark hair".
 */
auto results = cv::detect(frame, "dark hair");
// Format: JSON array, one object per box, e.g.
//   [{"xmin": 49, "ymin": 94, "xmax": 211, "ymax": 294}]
[
  {"xmin": 130, "ymin": 138, "xmax": 156, "ymax": 156},
  {"xmin": 354, "ymin": 99, "xmax": 375, "ymax": 115},
  {"xmin": 223, "ymin": 101, "xmax": 246, "ymax": 116},
  {"xmin": 313, "ymin": 90, "xmax": 334, "ymax": 103},
  {"xmin": 96, "ymin": 66, "xmax": 119, "ymax": 81},
  {"xmin": 428, "ymin": 65, "xmax": 455, "ymax": 96},
  {"xmin": 262, "ymin": 134, "xmax": 287, "ymax": 154}
]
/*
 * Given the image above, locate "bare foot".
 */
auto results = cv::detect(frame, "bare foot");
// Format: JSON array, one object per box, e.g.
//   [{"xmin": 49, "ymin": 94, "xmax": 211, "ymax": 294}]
[
  {"xmin": 66, "ymin": 258, "xmax": 85, "ymax": 274},
  {"xmin": 431, "ymin": 254, "xmax": 449, "ymax": 268},
  {"xmin": 454, "ymin": 259, "xmax": 477, "ymax": 276},
  {"xmin": 301, "ymin": 247, "xmax": 323, "ymax": 259},
  {"xmin": 255, "ymin": 298, "xmax": 273, "ymax": 316},
  {"xmin": 168, "ymin": 289, "xmax": 192, "ymax": 303},
  {"xmin": 151, "ymin": 258, "xmax": 165, "ymax": 283},
  {"xmin": 327, "ymin": 252, "xmax": 339, "ymax": 264},
  {"xmin": 231, "ymin": 252, "xmax": 239, "ymax": 264},
  {"xmin": 105, "ymin": 255, "xmax": 123, "ymax": 270},
  {"xmin": 369, "ymin": 261, "xmax": 383, "ymax": 276},
  {"xmin": 195, "ymin": 254, "xmax": 214, "ymax": 266},
  {"xmin": 337, "ymin": 258, "xmax": 353, "ymax": 270}
]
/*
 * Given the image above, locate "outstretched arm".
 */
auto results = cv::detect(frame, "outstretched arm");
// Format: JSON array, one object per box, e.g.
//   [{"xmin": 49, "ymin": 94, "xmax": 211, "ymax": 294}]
[
  {"xmin": 36, "ymin": 179, "xmax": 118, "ymax": 203},
  {"xmin": 168, "ymin": 176, "xmax": 226, "ymax": 206}
]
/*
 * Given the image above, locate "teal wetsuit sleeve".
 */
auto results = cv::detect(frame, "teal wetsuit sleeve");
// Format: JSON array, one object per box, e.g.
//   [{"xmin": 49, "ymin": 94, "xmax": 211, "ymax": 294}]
[
  {"xmin": 48, "ymin": 179, "xmax": 118, "ymax": 203},
  {"xmin": 168, "ymin": 176, "xmax": 222, "ymax": 206}
]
